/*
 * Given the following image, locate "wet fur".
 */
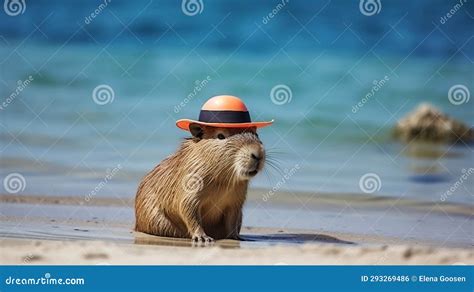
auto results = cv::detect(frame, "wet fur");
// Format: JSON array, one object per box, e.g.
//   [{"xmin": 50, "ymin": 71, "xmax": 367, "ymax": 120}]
[{"xmin": 135, "ymin": 127, "xmax": 264, "ymax": 240}]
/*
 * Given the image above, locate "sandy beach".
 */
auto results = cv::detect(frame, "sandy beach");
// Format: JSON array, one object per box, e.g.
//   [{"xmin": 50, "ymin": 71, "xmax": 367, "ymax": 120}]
[
  {"xmin": 1, "ymin": 189, "xmax": 472, "ymax": 265},
  {"xmin": 2, "ymin": 237, "xmax": 473, "ymax": 265}
]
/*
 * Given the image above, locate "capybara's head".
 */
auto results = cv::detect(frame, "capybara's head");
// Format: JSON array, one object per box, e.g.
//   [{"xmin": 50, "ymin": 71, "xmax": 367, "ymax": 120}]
[{"xmin": 189, "ymin": 123, "xmax": 265, "ymax": 180}]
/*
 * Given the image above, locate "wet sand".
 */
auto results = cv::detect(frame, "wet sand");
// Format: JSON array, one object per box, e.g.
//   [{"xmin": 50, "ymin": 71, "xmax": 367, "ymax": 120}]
[{"xmin": 0, "ymin": 189, "xmax": 473, "ymax": 265}]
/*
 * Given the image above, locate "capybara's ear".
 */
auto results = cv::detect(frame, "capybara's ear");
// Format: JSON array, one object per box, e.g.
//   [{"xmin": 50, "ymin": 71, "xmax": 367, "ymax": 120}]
[{"xmin": 189, "ymin": 123, "xmax": 203, "ymax": 139}]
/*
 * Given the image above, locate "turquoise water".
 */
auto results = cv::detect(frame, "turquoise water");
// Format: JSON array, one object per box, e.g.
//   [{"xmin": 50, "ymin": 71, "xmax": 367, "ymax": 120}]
[{"xmin": 0, "ymin": 1, "xmax": 473, "ymax": 205}]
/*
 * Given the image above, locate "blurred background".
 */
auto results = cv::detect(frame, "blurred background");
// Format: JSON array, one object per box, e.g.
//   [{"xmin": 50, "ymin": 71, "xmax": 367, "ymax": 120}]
[{"xmin": 1, "ymin": 0, "xmax": 473, "ymax": 205}]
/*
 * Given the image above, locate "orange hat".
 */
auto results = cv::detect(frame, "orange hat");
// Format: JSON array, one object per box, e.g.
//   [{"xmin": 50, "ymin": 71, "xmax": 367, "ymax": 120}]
[{"xmin": 176, "ymin": 95, "xmax": 273, "ymax": 131}]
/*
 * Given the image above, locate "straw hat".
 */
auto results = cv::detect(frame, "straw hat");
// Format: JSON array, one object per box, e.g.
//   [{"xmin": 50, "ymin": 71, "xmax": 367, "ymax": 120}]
[{"xmin": 176, "ymin": 95, "xmax": 273, "ymax": 131}]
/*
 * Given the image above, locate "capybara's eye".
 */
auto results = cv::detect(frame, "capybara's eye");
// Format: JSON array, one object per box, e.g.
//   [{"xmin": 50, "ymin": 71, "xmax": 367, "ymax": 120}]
[{"xmin": 217, "ymin": 133, "xmax": 225, "ymax": 140}]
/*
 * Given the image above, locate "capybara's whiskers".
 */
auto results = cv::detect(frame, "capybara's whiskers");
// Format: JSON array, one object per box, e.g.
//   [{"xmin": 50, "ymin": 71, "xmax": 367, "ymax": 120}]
[
  {"xmin": 264, "ymin": 153, "xmax": 284, "ymax": 176},
  {"xmin": 262, "ymin": 167, "xmax": 277, "ymax": 188},
  {"xmin": 265, "ymin": 147, "xmax": 286, "ymax": 155},
  {"xmin": 265, "ymin": 160, "xmax": 284, "ymax": 177}
]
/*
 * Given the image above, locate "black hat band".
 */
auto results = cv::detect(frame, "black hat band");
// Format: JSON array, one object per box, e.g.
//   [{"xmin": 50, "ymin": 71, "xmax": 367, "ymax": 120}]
[{"xmin": 198, "ymin": 110, "xmax": 251, "ymax": 123}]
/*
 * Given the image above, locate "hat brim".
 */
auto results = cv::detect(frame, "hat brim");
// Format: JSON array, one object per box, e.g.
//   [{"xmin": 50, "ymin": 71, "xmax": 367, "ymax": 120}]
[{"xmin": 176, "ymin": 119, "xmax": 274, "ymax": 131}]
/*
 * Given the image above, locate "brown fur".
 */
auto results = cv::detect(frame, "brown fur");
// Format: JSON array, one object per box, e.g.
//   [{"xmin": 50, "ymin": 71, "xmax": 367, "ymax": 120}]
[{"xmin": 134, "ymin": 125, "xmax": 264, "ymax": 242}]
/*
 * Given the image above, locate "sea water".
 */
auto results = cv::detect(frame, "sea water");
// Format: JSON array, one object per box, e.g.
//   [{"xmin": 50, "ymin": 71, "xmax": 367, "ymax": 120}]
[{"xmin": 0, "ymin": 0, "xmax": 473, "ymax": 205}]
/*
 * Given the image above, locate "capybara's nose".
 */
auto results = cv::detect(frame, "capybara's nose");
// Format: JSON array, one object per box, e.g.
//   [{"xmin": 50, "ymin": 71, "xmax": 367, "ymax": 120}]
[{"xmin": 251, "ymin": 152, "xmax": 261, "ymax": 162}]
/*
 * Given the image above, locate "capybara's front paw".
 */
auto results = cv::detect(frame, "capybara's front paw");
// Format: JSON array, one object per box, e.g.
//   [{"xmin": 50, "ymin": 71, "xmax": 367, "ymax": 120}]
[{"xmin": 192, "ymin": 233, "xmax": 214, "ymax": 245}]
